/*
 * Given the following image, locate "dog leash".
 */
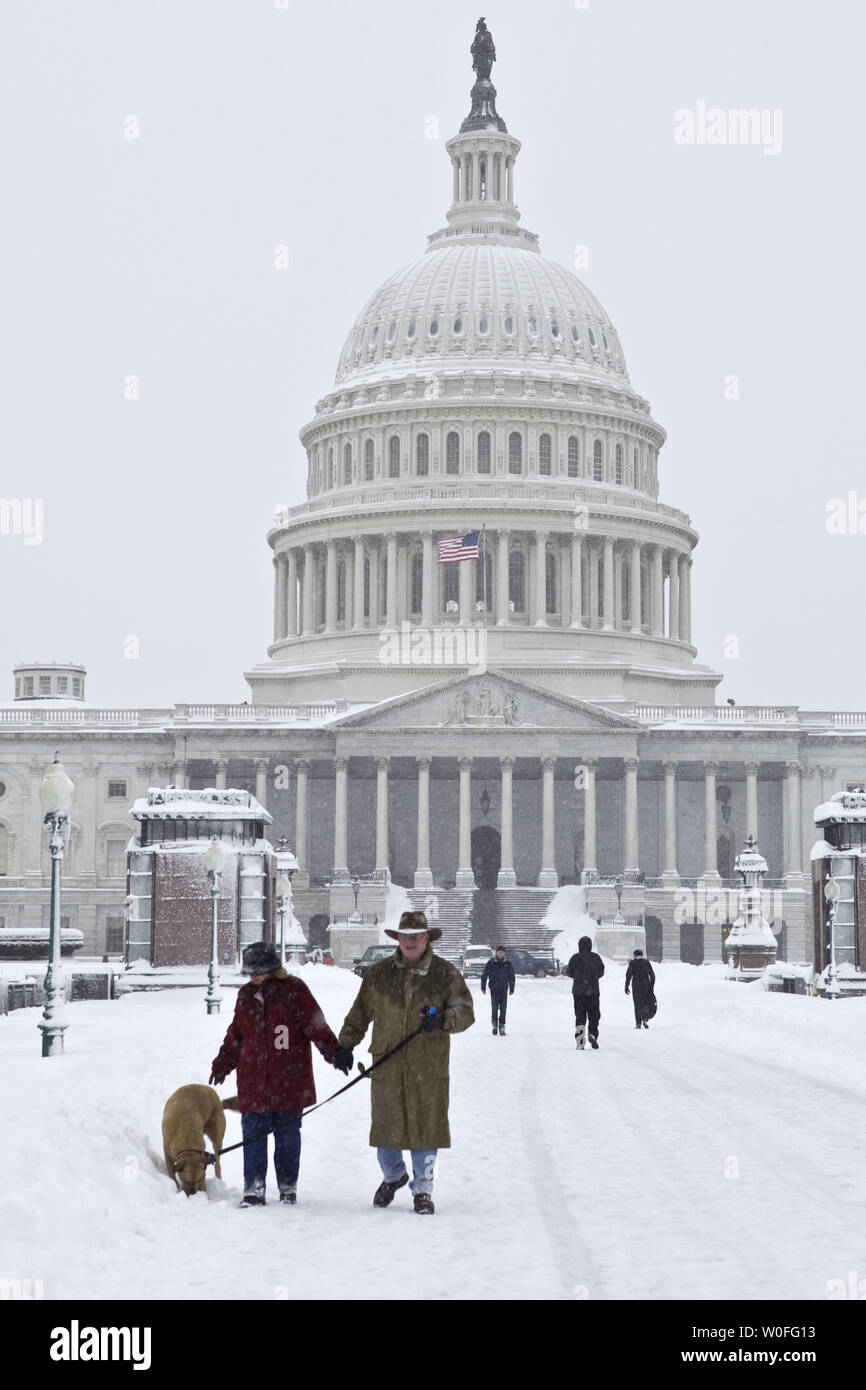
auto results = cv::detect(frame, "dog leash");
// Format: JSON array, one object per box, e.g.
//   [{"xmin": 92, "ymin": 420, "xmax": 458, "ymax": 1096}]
[{"xmin": 214, "ymin": 1010, "xmax": 437, "ymax": 1158}]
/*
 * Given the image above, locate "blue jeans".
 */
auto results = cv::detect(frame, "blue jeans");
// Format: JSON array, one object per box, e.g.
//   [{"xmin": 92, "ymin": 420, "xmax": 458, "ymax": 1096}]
[
  {"xmin": 377, "ymin": 1147, "xmax": 438, "ymax": 1196},
  {"xmin": 241, "ymin": 1110, "xmax": 302, "ymax": 1198}
]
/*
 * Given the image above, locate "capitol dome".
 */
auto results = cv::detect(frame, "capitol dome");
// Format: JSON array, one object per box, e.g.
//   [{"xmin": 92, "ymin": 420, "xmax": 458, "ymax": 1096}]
[
  {"xmin": 335, "ymin": 243, "xmax": 630, "ymax": 391},
  {"xmin": 250, "ymin": 25, "xmax": 721, "ymax": 711}
]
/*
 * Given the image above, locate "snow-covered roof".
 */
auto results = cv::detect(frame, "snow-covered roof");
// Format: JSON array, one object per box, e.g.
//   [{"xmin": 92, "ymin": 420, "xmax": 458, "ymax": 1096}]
[
  {"xmin": 814, "ymin": 791, "xmax": 866, "ymax": 824},
  {"xmin": 132, "ymin": 787, "xmax": 272, "ymax": 823}
]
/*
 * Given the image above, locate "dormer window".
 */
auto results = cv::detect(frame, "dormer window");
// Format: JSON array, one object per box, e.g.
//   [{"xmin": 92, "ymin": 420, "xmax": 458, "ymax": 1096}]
[
  {"xmin": 453, "ymin": 316, "xmax": 464, "ymax": 335},
  {"xmin": 387, "ymin": 321, "xmax": 397, "ymax": 343},
  {"xmin": 588, "ymin": 327, "xmax": 597, "ymax": 347},
  {"xmin": 429, "ymin": 318, "xmax": 440, "ymax": 338},
  {"xmin": 527, "ymin": 316, "xmax": 538, "ymax": 338},
  {"xmin": 407, "ymin": 319, "xmax": 416, "ymax": 339},
  {"xmin": 571, "ymin": 322, "xmax": 581, "ymax": 343},
  {"xmin": 504, "ymin": 315, "xmax": 514, "ymax": 335},
  {"xmin": 550, "ymin": 320, "xmax": 560, "ymax": 339},
  {"xmin": 478, "ymin": 314, "xmax": 489, "ymax": 335}
]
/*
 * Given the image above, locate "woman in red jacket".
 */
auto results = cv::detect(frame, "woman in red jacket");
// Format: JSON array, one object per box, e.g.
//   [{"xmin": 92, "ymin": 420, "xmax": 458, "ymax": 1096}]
[{"xmin": 210, "ymin": 942, "xmax": 350, "ymax": 1207}]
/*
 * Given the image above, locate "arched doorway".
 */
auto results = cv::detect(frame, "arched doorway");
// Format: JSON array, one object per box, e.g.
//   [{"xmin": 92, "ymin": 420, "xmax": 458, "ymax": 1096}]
[
  {"xmin": 471, "ymin": 825, "xmax": 501, "ymax": 889},
  {"xmin": 307, "ymin": 914, "xmax": 331, "ymax": 949}
]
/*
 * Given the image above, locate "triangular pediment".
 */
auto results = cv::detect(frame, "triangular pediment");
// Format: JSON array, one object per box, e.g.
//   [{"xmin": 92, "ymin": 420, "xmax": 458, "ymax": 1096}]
[{"xmin": 332, "ymin": 671, "xmax": 638, "ymax": 732}]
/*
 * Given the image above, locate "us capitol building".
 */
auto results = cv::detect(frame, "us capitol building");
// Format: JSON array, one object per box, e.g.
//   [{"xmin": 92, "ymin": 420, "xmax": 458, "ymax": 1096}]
[{"xmin": 1, "ymin": 24, "xmax": 862, "ymax": 966}]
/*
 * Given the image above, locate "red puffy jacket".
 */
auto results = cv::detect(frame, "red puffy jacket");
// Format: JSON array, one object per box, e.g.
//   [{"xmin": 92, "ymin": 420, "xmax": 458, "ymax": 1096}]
[{"xmin": 211, "ymin": 970, "xmax": 340, "ymax": 1113}]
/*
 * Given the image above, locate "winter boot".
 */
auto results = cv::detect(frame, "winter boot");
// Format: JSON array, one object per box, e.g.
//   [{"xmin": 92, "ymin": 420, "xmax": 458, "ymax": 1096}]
[
  {"xmin": 413, "ymin": 1193, "xmax": 435, "ymax": 1215},
  {"xmin": 589, "ymin": 1034, "xmax": 599, "ymax": 1049},
  {"xmin": 373, "ymin": 1171, "xmax": 409, "ymax": 1208},
  {"xmin": 279, "ymin": 1185, "xmax": 297, "ymax": 1205},
  {"xmin": 575, "ymin": 1025, "xmax": 586, "ymax": 1050},
  {"xmin": 499, "ymin": 1026, "xmax": 506, "ymax": 1036},
  {"xmin": 642, "ymin": 1021, "xmax": 649, "ymax": 1029},
  {"xmin": 238, "ymin": 1193, "xmax": 266, "ymax": 1209},
  {"xmin": 492, "ymin": 1025, "xmax": 498, "ymax": 1035}
]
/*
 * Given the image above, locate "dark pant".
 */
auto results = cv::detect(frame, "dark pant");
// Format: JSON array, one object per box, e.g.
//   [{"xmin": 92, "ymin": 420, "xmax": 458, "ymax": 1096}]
[
  {"xmin": 241, "ymin": 1110, "xmax": 302, "ymax": 1199},
  {"xmin": 572, "ymin": 993, "xmax": 600, "ymax": 1039},
  {"xmin": 490, "ymin": 989, "xmax": 508, "ymax": 1026},
  {"xmin": 632, "ymin": 994, "xmax": 646, "ymax": 1025}
]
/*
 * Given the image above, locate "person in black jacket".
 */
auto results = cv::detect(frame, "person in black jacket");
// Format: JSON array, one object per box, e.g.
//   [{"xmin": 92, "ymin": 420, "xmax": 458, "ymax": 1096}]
[
  {"xmin": 625, "ymin": 949, "xmax": 656, "ymax": 1029},
  {"xmin": 480, "ymin": 947, "xmax": 515, "ymax": 1035},
  {"xmin": 565, "ymin": 935, "xmax": 605, "ymax": 1049}
]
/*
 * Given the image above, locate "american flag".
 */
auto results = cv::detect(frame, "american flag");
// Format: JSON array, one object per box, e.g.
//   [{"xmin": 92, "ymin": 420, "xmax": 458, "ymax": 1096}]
[{"xmin": 438, "ymin": 530, "xmax": 481, "ymax": 563}]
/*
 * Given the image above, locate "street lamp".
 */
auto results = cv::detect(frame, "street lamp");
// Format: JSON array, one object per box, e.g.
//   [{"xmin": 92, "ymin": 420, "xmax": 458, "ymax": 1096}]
[
  {"xmin": 351, "ymin": 874, "xmax": 361, "ymax": 916},
  {"xmin": 824, "ymin": 874, "xmax": 840, "ymax": 1000},
  {"xmin": 203, "ymin": 839, "xmax": 226, "ymax": 1014},
  {"xmin": 37, "ymin": 753, "xmax": 75, "ymax": 1057}
]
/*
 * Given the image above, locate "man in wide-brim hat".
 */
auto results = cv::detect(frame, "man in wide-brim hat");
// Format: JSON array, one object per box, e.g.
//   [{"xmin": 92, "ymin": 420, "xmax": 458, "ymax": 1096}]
[{"xmin": 337, "ymin": 910, "xmax": 474, "ymax": 1215}]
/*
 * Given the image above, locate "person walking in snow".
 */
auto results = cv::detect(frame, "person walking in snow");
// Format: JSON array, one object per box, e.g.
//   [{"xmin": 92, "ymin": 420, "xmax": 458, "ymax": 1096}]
[
  {"xmin": 480, "ymin": 945, "xmax": 515, "ymax": 1035},
  {"xmin": 209, "ymin": 942, "xmax": 349, "ymax": 1208},
  {"xmin": 565, "ymin": 935, "xmax": 605, "ymax": 1049},
  {"xmin": 336, "ymin": 910, "xmax": 474, "ymax": 1216},
  {"xmin": 625, "ymin": 948, "xmax": 656, "ymax": 1029}
]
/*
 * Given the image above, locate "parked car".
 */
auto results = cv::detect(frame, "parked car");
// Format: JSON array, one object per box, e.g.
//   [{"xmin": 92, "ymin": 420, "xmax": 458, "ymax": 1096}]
[
  {"xmin": 353, "ymin": 944, "xmax": 396, "ymax": 978},
  {"xmin": 508, "ymin": 948, "xmax": 558, "ymax": 978},
  {"xmin": 461, "ymin": 945, "xmax": 494, "ymax": 977}
]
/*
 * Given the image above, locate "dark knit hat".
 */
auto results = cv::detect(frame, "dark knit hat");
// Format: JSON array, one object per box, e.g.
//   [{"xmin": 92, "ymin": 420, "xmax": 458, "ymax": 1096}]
[
  {"xmin": 241, "ymin": 942, "xmax": 281, "ymax": 975},
  {"xmin": 633, "ymin": 948, "xmax": 644, "ymax": 957}
]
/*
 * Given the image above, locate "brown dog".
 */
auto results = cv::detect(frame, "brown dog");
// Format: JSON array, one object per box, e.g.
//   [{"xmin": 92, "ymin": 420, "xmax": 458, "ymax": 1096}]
[{"xmin": 162, "ymin": 1084, "xmax": 226, "ymax": 1196}]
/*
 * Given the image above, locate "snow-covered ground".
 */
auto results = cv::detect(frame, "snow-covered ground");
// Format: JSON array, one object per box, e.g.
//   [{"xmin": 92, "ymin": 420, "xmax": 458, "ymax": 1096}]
[{"xmin": 2, "ymin": 960, "xmax": 865, "ymax": 1301}]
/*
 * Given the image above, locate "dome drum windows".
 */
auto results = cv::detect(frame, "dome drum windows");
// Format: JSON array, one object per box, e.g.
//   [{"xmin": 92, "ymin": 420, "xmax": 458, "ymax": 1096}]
[
  {"xmin": 508, "ymin": 551, "xmax": 526, "ymax": 613},
  {"xmin": 407, "ymin": 319, "xmax": 416, "ymax": 340},
  {"xmin": 446, "ymin": 431, "xmax": 460, "ymax": 476},
  {"xmin": 567, "ymin": 436, "xmax": 580, "ymax": 478},
  {"xmin": 538, "ymin": 433, "xmax": 552, "ymax": 477},
  {"xmin": 477, "ymin": 430, "xmax": 492, "ymax": 474},
  {"xmin": 416, "ymin": 433, "xmax": 430, "ymax": 476},
  {"xmin": 508, "ymin": 432, "xmax": 523, "ymax": 476},
  {"xmin": 429, "ymin": 317, "xmax": 440, "ymax": 338},
  {"xmin": 452, "ymin": 315, "xmax": 464, "ymax": 336},
  {"xmin": 388, "ymin": 436, "xmax": 401, "ymax": 479},
  {"xmin": 478, "ymin": 313, "xmax": 490, "ymax": 336},
  {"xmin": 343, "ymin": 443, "xmax": 353, "ymax": 485},
  {"xmin": 364, "ymin": 438, "xmax": 375, "ymax": 481},
  {"xmin": 615, "ymin": 443, "xmax": 623, "ymax": 486},
  {"xmin": 503, "ymin": 314, "xmax": 515, "ymax": 336},
  {"xmin": 592, "ymin": 439, "xmax": 603, "ymax": 482}
]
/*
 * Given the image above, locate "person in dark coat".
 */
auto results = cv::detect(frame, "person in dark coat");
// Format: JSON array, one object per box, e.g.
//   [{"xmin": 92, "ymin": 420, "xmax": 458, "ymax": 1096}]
[
  {"xmin": 625, "ymin": 948, "xmax": 656, "ymax": 1029},
  {"xmin": 480, "ymin": 946, "xmax": 515, "ymax": 1035},
  {"xmin": 210, "ymin": 941, "xmax": 348, "ymax": 1208},
  {"xmin": 565, "ymin": 935, "xmax": 605, "ymax": 1049}
]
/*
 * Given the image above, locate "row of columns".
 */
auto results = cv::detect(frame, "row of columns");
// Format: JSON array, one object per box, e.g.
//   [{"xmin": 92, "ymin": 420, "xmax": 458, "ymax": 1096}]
[{"xmin": 272, "ymin": 534, "xmax": 693, "ymax": 643}]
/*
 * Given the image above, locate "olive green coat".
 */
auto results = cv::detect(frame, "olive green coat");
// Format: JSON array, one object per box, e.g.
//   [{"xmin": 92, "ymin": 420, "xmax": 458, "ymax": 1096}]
[{"xmin": 338, "ymin": 947, "xmax": 475, "ymax": 1149}]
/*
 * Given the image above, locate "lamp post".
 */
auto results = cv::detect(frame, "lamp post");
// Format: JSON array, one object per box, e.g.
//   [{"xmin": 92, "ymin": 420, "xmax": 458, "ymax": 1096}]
[
  {"xmin": 37, "ymin": 753, "xmax": 75, "ymax": 1057},
  {"xmin": 203, "ymin": 839, "xmax": 226, "ymax": 1014},
  {"xmin": 351, "ymin": 875, "xmax": 361, "ymax": 917},
  {"xmin": 824, "ymin": 874, "xmax": 840, "ymax": 1000}
]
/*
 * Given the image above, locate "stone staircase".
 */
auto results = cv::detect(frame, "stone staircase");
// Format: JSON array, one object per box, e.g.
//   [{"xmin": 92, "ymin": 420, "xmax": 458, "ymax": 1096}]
[{"xmin": 405, "ymin": 886, "xmax": 558, "ymax": 963}]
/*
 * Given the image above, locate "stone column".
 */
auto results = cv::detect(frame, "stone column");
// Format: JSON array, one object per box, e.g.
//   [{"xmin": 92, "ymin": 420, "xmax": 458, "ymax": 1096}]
[
  {"xmin": 582, "ymin": 758, "xmax": 597, "ymax": 876},
  {"xmin": 333, "ymin": 756, "xmax": 349, "ymax": 872},
  {"xmin": 78, "ymin": 762, "xmax": 98, "ymax": 880},
  {"xmin": 680, "ymin": 555, "xmax": 692, "ymax": 643},
  {"xmin": 570, "ymin": 533, "xmax": 584, "ymax": 627},
  {"xmin": 602, "ymin": 538, "xmax": 614, "ymax": 630},
  {"xmin": 668, "ymin": 552, "xmax": 680, "ymax": 640},
  {"xmin": 496, "ymin": 529, "xmax": 510, "ymax": 625},
  {"xmin": 214, "ymin": 759, "xmax": 228, "ymax": 790},
  {"xmin": 375, "ymin": 758, "xmax": 390, "ymax": 875},
  {"xmin": 325, "ymin": 541, "xmax": 338, "ymax": 633},
  {"xmin": 458, "ymin": 554, "xmax": 472, "ymax": 626},
  {"xmin": 301, "ymin": 548, "xmax": 316, "ymax": 635},
  {"xmin": 27, "ymin": 759, "xmax": 46, "ymax": 878},
  {"xmin": 294, "ymin": 760, "xmax": 310, "ymax": 888},
  {"xmin": 421, "ymin": 530, "xmax": 435, "ymax": 627},
  {"xmin": 630, "ymin": 542, "xmax": 642, "ymax": 633},
  {"xmin": 784, "ymin": 761, "xmax": 803, "ymax": 879},
  {"xmin": 613, "ymin": 548, "xmax": 623, "ymax": 631},
  {"xmin": 456, "ymin": 757, "xmax": 476, "ymax": 888},
  {"xmin": 662, "ymin": 761, "xmax": 679, "ymax": 881},
  {"xmin": 623, "ymin": 756, "xmax": 639, "ymax": 874},
  {"xmin": 652, "ymin": 546, "xmax": 664, "ymax": 636},
  {"xmin": 702, "ymin": 761, "xmax": 720, "ymax": 879},
  {"xmin": 497, "ymin": 756, "xmax": 516, "ymax": 888},
  {"xmin": 745, "ymin": 761, "xmax": 759, "ymax": 841},
  {"xmin": 352, "ymin": 539, "xmax": 366, "ymax": 631},
  {"xmin": 285, "ymin": 550, "xmax": 298, "ymax": 638},
  {"xmin": 386, "ymin": 534, "xmax": 398, "ymax": 627},
  {"xmin": 255, "ymin": 758, "xmax": 269, "ymax": 811},
  {"xmin": 533, "ymin": 529, "xmax": 548, "ymax": 626},
  {"xmin": 589, "ymin": 546, "xmax": 599, "ymax": 628},
  {"xmin": 273, "ymin": 556, "xmax": 282, "ymax": 642},
  {"xmin": 538, "ymin": 756, "xmax": 558, "ymax": 889},
  {"xmin": 171, "ymin": 760, "xmax": 185, "ymax": 789},
  {"xmin": 414, "ymin": 756, "xmax": 433, "ymax": 889}
]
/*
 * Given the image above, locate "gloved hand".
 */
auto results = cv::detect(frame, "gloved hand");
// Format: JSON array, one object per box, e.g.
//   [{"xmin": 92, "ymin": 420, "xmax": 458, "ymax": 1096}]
[
  {"xmin": 209, "ymin": 1070, "xmax": 226, "ymax": 1086},
  {"xmin": 481, "ymin": 988, "xmax": 486, "ymax": 995},
  {"xmin": 420, "ymin": 1010, "xmax": 445, "ymax": 1032},
  {"xmin": 624, "ymin": 987, "xmax": 630, "ymax": 996},
  {"xmin": 333, "ymin": 1047, "xmax": 354, "ymax": 1075}
]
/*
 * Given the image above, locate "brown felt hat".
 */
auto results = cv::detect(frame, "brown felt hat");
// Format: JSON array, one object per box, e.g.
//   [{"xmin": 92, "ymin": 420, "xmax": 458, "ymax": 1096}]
[{"xmin": 384, "ymin": 909, "xmax": 441, "ymax": 942}]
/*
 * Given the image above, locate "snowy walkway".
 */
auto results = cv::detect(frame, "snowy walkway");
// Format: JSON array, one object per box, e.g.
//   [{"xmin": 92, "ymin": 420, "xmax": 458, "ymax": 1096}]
[{"xmin": 2, "ymin": 961, "xmax": 865, "ymax": 1301}]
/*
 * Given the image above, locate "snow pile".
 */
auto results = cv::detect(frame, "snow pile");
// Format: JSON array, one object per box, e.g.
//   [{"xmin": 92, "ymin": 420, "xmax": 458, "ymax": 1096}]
[
  {"xmin": 542, "ymin": 884, "xmax": 600, "ymax": 962},
  {"xmin": 379, "ymin": 880, "xmax": 415, "ymax": 943}
]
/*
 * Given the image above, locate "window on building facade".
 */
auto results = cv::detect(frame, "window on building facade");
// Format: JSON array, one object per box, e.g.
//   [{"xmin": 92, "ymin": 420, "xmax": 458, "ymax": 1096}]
[
  {"xmin": 39, "ymin": 676, "xmax": 51, "ymax": 695},
  {"xmin": 108, "ymin": 780, "xmax": 127, "ymax": 799},
  {"xmin": 416, "ymin": 433, "xmax": 429, "ymax": 476},
  {"xmin": 388, "ymin": 436, "xmax": 400, "ymax": 478},
  {"xmin": 363, "ymin": 556, "xmax": 370, "ymax": 618},
  {"xmin": 72, "ymin": 679, "xmax": 82, "ymax": 697},
  {"xmin": 105, "ymin": 917, "xmax": 124, "ymax": 954},
  {"xmin": 24, "ymin": 678, "xmax": 33, "ymax": 696},
  {"xmin": 508, "ymin": 432, "xmax": 523, "ymax": 475},
  {"xmin": 567, "ymin": 436, "xmax": 580, "ymax": 477},
  {"xmin": 615, "ymin": 443, "xmax": 623, "ymax": 485},
  {"xmin": 0, "ymin": 825, "xmax": 8, "ymax": 875},
  {"xmin": 336, "ymin": 560, "xmax": 347, "ymax": 621},
  {"xmin": 327, "ymin": 447, "xmax": 334, "ymax": 489},
  {"xmin": 632, "ymin": 446, "xmax": 638, "ymax": 487},
  {"xmin": 539, "ymin": 433, "xmax": 552, "ymax": 476},
  {"xmin": 446, "ymin": 431, "xmax": 460, "ymax": 475},
  {"xmin": 364, "ymin": 439, "xmax": 374, "ymax": 481},
  {"xmin": 477, "ymin": 431, "xmax": 491, "ymax": 473},
  {"xmin": 105, "ymin": 839, "xmax": 126, "ymax": 878},
  {"xmin": 545, "ymin": 550, "xmax": 557, "ymax": 613},
  {"xmin": 443, "ymin": 565, "xmax": 458, "ymax": 609},
  {"xmin": 593, "ymin": 439, "xmax": 603, "ymax": 481},
  {"xmin": 622, "ymin": 561, "xmax": 630, "ymax": 623},
  {"xmin": 509, "ymin": 551, "xmax": 526, "ymax": 610},
  {"xmin": 57, "ymin": 676, "xmax": 68, "ymax": 693},
  {"xmin": 343, "ymin": 443, "xmax": 352, "ymax": 484},
  {"xmin": 317, "ymin": 565, "xmax": 326, "ymax": 627},
  {"xmin": 475, "ymin": 550, "xmax": 493, "ymax": 610}
]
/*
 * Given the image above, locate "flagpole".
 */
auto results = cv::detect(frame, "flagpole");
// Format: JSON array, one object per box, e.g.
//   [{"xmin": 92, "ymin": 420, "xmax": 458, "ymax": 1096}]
[{"xmin": 481, "ymin": 524, "xmax": 487, "ymax": 625}]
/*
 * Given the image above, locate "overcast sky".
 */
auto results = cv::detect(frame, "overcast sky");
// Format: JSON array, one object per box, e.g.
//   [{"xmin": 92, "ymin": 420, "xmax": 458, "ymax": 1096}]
[{"xmin": 1, "ymin": 0, "xmax": 864, "ymax": 710}]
